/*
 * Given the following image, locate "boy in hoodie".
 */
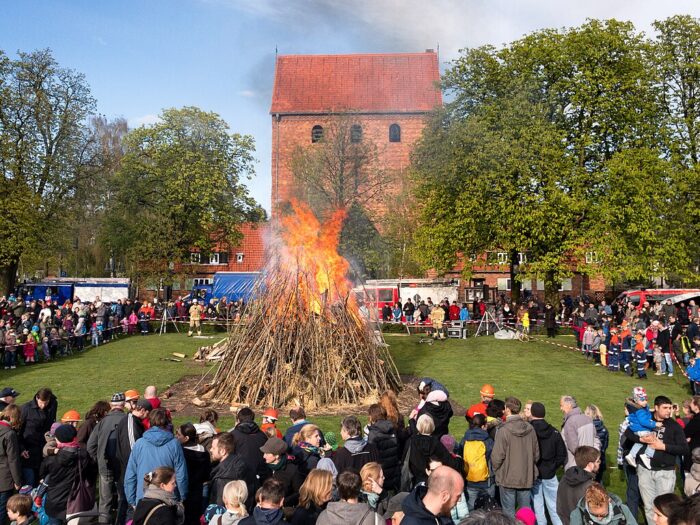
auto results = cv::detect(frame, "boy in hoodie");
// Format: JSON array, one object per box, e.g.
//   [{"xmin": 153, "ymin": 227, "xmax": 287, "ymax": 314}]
[
  {"xmin": 491, "ymin": 397, "xmax": 539, "ymax": 517},
  {"xmin": 556, "ymin": 446, "xmax": 600, "ymax": 525},
  {"xmin": 316, "ymin": 470, "xmax": 382, "ymax": 525},
  {"xmin": 6, "ymin": 494, "xmax": 35, "ymax": 525},
  {"xmin": 569, "ymin": 482, "xmax": 636, "ymax": 525},
  {"xmin": 624, "ymin": 387, "xmax": 660, "ymax": 469},
  {"xmin": 529, "ymin": 402, "xmax": 567, "ymax": 525},
  {"xmin": 459, "ymin": 414, "xmax": 494, "ymax": 510}
]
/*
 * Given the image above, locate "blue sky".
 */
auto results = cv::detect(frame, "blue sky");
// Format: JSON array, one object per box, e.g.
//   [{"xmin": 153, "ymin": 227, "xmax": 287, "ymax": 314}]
[{"xmin": 3, "ymin": 0, "xmax": 700, "ymax": 212}]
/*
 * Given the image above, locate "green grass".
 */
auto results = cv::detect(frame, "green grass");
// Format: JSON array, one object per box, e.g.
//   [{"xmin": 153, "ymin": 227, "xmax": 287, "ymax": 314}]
[{"xmin": 2, "ymin": 330, "xmax": 692, "ymax": 499}]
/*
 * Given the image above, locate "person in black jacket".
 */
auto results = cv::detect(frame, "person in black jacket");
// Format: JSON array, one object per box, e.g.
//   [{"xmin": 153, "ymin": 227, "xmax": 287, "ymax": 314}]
[
  {"xmin": 333, "ymin": 416, "xmax": 379, "ymax": 474},
  {"xmin": 40, "ymin": 424, "xmax": 96, "ymax": 524},
  {"xmin": 0, "ymin": 405, "xmax": 22, "ymax": 525},
  {"xmin": 176, "ymin": 423, "xmax": 210, "ymax": 525},
  {"xmin": 132, "ymin": 466, "xmax": 184, "ymax": 525},
  {"xmin": 209, "ymin": 433, "xmax": 254, "ymax": 510},
  {"xmin": 261, "ymin": 437, "xmax": 303, "ymax": 507},
  {"xmin": 20, "ymin": 387, "xmax": 57, "ymax": 487},
  {"xmin": 401, "ymin": 466, "xmax": 463, "ymax": 525},
  {"xmin": 623, "ymin": 395, "xmax": 689, "ymax": 525},
  {"xmin": 410, "ymin": 381, "xmax": 453, "ymax": 438},
  {"xmin": 529, "ymin": 402, "xmax": 566, "ymax": 525},
  {"xmin": 230, "ymin": 409, "xmax": 267, "ymax": 491},
  {"xmin": 405, "ymin": 415, "xmax": 457, "ymax": 487},
  {"xmin": 291, "ymin": 469, "xmax": 333, "ymax": 525},
  {"xmin": 366, "ymin": 404, "xmax": 400, "ymax": 492}
]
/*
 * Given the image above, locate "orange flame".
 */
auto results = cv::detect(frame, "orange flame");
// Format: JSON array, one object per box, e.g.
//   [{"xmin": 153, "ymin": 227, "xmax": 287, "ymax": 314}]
[{"xmin": 276, "ymin": 200, "xmax": 354, "ymax": 314}]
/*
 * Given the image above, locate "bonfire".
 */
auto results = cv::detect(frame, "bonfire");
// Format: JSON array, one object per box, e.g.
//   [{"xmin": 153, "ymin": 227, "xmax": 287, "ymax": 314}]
[{"xmin": 211, "ymin": 201, "xmax": 401, "ymax": 409}]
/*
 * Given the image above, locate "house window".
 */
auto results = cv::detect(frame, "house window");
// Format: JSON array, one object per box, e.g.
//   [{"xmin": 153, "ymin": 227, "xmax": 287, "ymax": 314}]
[
  {"xmin": 311, "ymin": 125, "xmax": 324, "ymax": 143},
  {"xmin": 236, "ymin": 253, "xmax": 244, "ymax": 264},
  {"xmin": 190, "ymin": 252, "xmax": 201, "ymax": 264},
  {"xmin": 209, "ymin": 252, "xmax": 220, "ymax": 265},
  {"xmin": 350, "ymin": 125, "xmax": 362, "ymax": 143},
  {"xmin": 518, "ymin": 252, "xmax": 527, "ymax": 264},
  {"xmin": 585, "ymin": 251, "xmax": 600, "ymax": 264},
  {"xmin": 497, "ymin": 252, "xmax": 509, "ymax": 265},
  {"xmin": 389, "ymin": 123, "xmax": 401, "ymax": 142},
  {"xmin": 193, "ymin": 278, "xmax": 211, "ymax": 286}
]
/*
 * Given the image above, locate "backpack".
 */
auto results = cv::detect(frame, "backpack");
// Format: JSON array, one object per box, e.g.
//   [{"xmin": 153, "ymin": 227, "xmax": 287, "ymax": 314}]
[{"xmin": 463, "ymin": 440, "xmax": 489, "ymax": 482}]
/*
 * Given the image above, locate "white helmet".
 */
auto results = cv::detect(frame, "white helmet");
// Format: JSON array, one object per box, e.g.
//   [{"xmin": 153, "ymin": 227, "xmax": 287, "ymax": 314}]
[{"xmin": 192, "ymin": 299, "xmax": 198, "ymax": 304}]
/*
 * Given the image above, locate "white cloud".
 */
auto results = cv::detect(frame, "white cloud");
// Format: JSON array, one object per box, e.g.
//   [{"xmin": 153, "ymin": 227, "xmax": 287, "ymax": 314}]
[
  {"xmin": 238, "ymin": 90, "xmax": 258, "ymax": 98},
  {"xmin": 128, "ymin": 113, "xmax": 161, "ymax": 128}
]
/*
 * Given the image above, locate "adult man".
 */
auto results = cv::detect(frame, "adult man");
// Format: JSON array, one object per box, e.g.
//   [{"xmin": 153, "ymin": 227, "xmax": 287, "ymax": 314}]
[
  {"xmin": 530, "ymin": 402, "xmax": 567, "ymax": 525},
  {"xmin": 0, "ymin": 387, "xmax": 19, "ymax": 411},
  {"xmin": 124, "ymin": 408, "xmax": 188, "ymax": 507},
  {"xmin": 401, "ymin": 465, "xmax": 464, "ymax": 525},
  {"xmin": 123, "ymin": 390, "xmax": 140, "ymax": 412},
  {"xmin": 403, "ymin": 299, "xmax": 415, "ymax": 323},
  {"xmin": 19, "ymin": 387, "xmax": 57, "ymax": 487},
  {"xmin": 656, "ymin": 322, "xmax": 674, "ymax": 377},
  {"xmin": 623, "ymin": 395, "xmax": 689, "ymax": 525},
  {"xmin": 569, "ymin": 483, "xmax": 636, "ymax": 525},
  {"xmin": 209, "ymin": 432, "xmax": 253, "ymax": 508},
  {"xmin": 556, "ymin": 446, "xmax": 600, "ymax": 525},
  {"xmin": 239, "ymin": 478, "xmax": 286, "ymax": 525},
  {"xmin": 143, "ymin": 385, "xmax": 161, "ymax": 410},
  {"xmin": 283, "ymin": 407, "xmax": 310, "ymax": 446},
  {"xmin": 332, "ymin": 415, "xmax": 379, "ymax": 472},
  {"xmin": 87, "ymin": 392, "xmax": 127, "ymax": 524},
  {"xmin": 491, "ymin": 397, "xmax": 540, "ymax": 517},
  {"xmin": 466, "ymin": 384, "xmax": 495, "ymax": 419},
  {"xmin": 188, "ymin": 299, "xmax": 203, "ymax": 337},
  {"xmin": 114, "ymin": 398, "xmax": 151, "ymax": 524},
  {"xmin": 317, "ymin": 470, "xmax": 382, "ymax": 525},
  {"xmin": 560, "ymin": 395, "xmax": 599, "ymax": 469},
  {"xmin": 230, "ymin": 408, "xmax": 267, "ymax": 488}
]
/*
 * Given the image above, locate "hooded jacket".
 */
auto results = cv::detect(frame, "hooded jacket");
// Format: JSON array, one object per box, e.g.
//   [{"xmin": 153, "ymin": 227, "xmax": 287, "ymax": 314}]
[
  {"xmin": 124, "ymin": 427, "xmax": 188, "ymax": 505},
  {"xmin": 401, "ymin": 484, "xmax": 454, "ymax": 525},
  {"xmin": 87, "ymin": 408, "xmax": 126, "ymax": 473},
  {"xmin": 491, "ymin": 416, "xmax": 539, "ymax": 489},
  {"xmin": 316, "ymin": 500, "xmax": 381, "ymax": 525},
  {"xmin": 39, "ymin": 447, "xmax": 95, "ymax": 519},
  {"xmin": 416, "ymin": 401, "xmax": 453, "ymax": 438},
  {"xmin": 405, "ymin": 433, "xmax": 456, "ymax": 486},
  {"xmin": 556, "ymin": 467, "xmax": 594, "ymax": 525},
  {"xmin": 20, "ymin": 392, "xmax": 58, "ymax": 469},
  {"xmin": 240, "ymin": 506, "xmax": 286, "ymax": 525},
  {"xmin": 561, "ymin": 408, "xmax": 599, "ymax": 469},
  {"xmin": 332, "ymin": 436, "xmax": 379, "ymax": 473},
  {"xmin": 0, "ymin": 421, "xmax": 22, "ymax": 491},
  {"xmin": 183, "ymin": 444, "xmax": 212, "ymax": 524},
  {"xmin": 569, "ymin": 493, "xmax": 636, "ymax": 525},
  {"xmin": 367, "ymin": 419, "xmax": 401, "ymax": 491},
  {"xmin": 231, "ymin": 421, "xmax": 268, "ymax": 483},
  {"xmin": 531, "ymin": 419, "xmax": 567, "ymax": 480}
]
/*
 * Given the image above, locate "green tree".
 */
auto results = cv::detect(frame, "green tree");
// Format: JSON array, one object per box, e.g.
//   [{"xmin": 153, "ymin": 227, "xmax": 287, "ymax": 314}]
[
  {"xmin": 0, "ymin": 49, "xmax": 97, "ymax": 293},
  {"xmin": 104, "ymin": 107, "xmax": 265, "ymax": 287}
]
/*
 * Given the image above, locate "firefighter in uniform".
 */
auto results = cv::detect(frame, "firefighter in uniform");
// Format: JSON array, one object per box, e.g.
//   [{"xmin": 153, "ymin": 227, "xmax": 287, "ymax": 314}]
[{"xmin": 188, "ymin": 299, "xmax": 203, "ymax": 336}]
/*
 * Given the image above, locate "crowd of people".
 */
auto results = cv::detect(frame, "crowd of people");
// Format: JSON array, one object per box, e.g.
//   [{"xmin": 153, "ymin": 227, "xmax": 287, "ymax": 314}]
[{"xmin": 0, "ymin": 379, "xmax": 699, "ymax": 525}]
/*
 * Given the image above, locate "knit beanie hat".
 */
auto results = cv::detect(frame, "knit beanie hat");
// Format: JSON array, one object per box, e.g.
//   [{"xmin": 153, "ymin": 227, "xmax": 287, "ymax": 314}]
[
  {"xmin": 530, "ymin": 402, "xmax": 546, "ymax": 418},
  {"xmin": 324, "ymin": 431, "xmax": 338, "ymax": 451},
  {"xmin": 54, "ymin": 424, "xmax": 77, "ymax": 444}
]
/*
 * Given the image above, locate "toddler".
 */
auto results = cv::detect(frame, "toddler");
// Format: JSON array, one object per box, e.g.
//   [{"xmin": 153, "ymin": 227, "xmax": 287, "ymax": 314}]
[{"xmin": 624, "ymin": 386, "xmax": 660, "ymax": 469}]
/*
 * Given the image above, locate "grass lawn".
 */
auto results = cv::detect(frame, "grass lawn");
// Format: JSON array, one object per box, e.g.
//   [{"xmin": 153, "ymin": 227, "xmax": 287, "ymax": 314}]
[{"xmin": 1, "ymin": 330, "xmax": 691, "ymax": 500}]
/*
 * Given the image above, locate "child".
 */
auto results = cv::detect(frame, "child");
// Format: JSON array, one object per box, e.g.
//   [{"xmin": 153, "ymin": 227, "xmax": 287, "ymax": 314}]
[
  {"xmin": 608, "ymin": 327, "xmax": 620, "ymax": 371},
  {"xmin": 582, "ymin": 325, "xmax": 595, "ymax": 360},
  {"xmin": 653, "ymin": 343, "xmax": 663, "ymax": 375},
  {"xmin": 521, "ymin": 311, "xmax": 530, "ymax": 335},
  {"xmin": 41, "ymin": 336, "xmax": 50, "ymax": 361},
  {"xmin": 680, "ymin": 328, "xmax": 692, "ymax": 366},
  {"xmin": 4, "ymin": 328, "xmax": 17, "ymax": 369},
  {"xmin": 90, "ymin": 322, "xmax": 99, "ymax": 347},
  {"xmin": 6, "ymin": 493, "xmax": 35, "ymax": 525},
  {"xmin": 591, "ymin": 329, "xmax": 602, "ymax": 365},
  {"xmin": 23, "ymin": 330, "xmax": 36, "ymax": 364},
  {"xmin": 49, "ymin": 327, "xmax": 61, "ymax": 357},
  {"xmin": 120, "ymin": 315, "xmax": 129, "ymax": 336},
  {"xmin": 128, "ymin": 311, "xmax": 138, "ymax": 335},
  {"xmin": 624, "ymin": 387, "xmax": 660, "ymax": 469},
  {"xmin": 260, "ymin": 408, "xmax": 283, "ymax": 439},
  {"xmin": 620, "ymin": 322, "xmax": 633, "ymax": 376},
  {"xmin": 633, "ymin": 333, "xmax": 647, "ymax": 379},
  {"xmin": 392, "ymin": 303, "xmax": 402, "ymax": 323}
]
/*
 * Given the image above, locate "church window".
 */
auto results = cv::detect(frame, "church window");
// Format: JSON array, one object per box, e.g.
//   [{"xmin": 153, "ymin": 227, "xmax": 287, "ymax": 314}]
[
  {"xmin": 389, "ymin": 123, "xmax": 401, "ymax": 142},
  {"xmin": 311, "ymin": 125, "xmax": 324, "ymax": 143}
]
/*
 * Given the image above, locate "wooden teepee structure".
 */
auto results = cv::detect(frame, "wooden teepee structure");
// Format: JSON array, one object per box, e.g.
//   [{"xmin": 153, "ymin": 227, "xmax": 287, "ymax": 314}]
[{"xmin": 211, "ymin": 202, "xmax": 401, "ymax": 409}]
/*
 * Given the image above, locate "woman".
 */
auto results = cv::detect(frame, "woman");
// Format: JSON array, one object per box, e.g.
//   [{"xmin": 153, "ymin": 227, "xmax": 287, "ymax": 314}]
[
  {"xmin": 77, "ymin": 400, "xmax": 110, "ymax": 447},
  {"xmin": 291, "ymin": 470, "xmax": 333, "ymax": 525},
  {"xmin": 405, "ymin": 414, "xmax": 456, "ymax": 487},
  {"xmin": 584, "ymin": 404, "xmax": 608, "ymax": 483},
  {"xmin": 292, "ymin": 425, "xmax": 328, "ymax": 474},
  {"xmin": 210, "ymin": 480, "xmax": 248, "ymax": 525},
  {"xmin": 379, "ymin": 391, "xmax": 407, "ymax": 447},
  {"xmin": 0, "ymin": 405, "xmax": 22, "ymax": 525},
  {"xmin": 177, "ymin": 423, "xmax": 211, "ymax": 525},
  {"xmin": 359, "ymin": 462, "xmax": 389, "ymax": 515},
  {"xmin": 195, "ymin": 409, "xmax": 219, "ymax": 451},
  {"xmin": 366, "ymin": 404, "xmax": 400, "ymax": 492},
  {"xmin": 652, "ymin": 493, "xmax": 682, "ymax": 525},
  {"xmin": 261, "ymin": 437, "xmax": 303, "ymax": 506},
  {"xmin": 132, "ymin": 467, "xmax": 184, "ymax": 525}
]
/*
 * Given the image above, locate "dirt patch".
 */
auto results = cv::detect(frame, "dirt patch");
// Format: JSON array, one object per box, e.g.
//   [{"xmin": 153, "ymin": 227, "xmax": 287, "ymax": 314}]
[{"xmin": 162, "ymin": 372, "xmax": 466, "ymax": 420}]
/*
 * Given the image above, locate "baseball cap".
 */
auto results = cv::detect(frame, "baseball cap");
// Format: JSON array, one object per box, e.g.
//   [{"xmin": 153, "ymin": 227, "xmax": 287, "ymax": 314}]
[
  {"xmin": 260, "ymin": 437, "xmax": 288, "ymax": 456},
  {"xmin": 0, "ymin": 387, "xmax": 20, "ymax": 398},
  {"xmin": 111, "ymin": 392, "xmax": 126, "ymax": 403}
]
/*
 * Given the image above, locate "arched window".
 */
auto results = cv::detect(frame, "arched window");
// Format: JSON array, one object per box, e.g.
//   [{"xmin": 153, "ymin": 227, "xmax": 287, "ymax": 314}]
[
  {"xmin": 350, "ymin": 124, "xmax": 362, "ymax": 143},
  {"xmin": 389, "ymin": 123, "xmax": 401, "ymax": 142},
  {"xmin": 311, "ymin": 125, "xmax": 324, "ymax": 143}
]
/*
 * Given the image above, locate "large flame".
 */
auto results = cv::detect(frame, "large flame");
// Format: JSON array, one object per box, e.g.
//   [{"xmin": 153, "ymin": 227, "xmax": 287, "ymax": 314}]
[{"xmin": 275, "ymin": 200, "xmax": 355, "ymax": 315}]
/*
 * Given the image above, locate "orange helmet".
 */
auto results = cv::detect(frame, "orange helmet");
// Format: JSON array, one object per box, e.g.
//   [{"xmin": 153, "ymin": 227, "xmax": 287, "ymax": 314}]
[
  {"xmin": 480, "ymin": 384, "xmax": 495, "ymax": 397},
  {"xmin": 262, "ymin": 408, "xmax": 279, "ymax": 421},
  {"xmin": 61, "ymin": 409, "xmax": 82, "ymax": 423},
  {"xmin": 125, "ymin": 389, "xmax": 140, "ymax": 401}
]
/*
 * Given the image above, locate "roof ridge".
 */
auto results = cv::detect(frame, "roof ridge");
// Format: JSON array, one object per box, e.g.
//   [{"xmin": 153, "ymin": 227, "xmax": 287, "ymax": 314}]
[{"xmin": 276, "ymin": 52, "xmax": 437, "ymax": 59}]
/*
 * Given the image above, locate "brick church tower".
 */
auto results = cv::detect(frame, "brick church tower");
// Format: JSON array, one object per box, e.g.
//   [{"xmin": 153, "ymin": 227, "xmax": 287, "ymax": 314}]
[{"xmin": 270, "ymin": 51, "xmax": 442, "ymax": 216}]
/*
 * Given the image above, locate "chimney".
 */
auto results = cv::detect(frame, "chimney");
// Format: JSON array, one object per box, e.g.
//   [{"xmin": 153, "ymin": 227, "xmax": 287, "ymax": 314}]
[{"xmin": 425, "ymin": 48, "xmax": 435, "ymax": 53}]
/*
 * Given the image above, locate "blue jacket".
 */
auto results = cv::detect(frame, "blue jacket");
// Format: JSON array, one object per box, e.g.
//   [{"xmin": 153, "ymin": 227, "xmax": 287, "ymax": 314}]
[
  {"xmin": 124, "ymin": 426, "xmax": 188, "ymax": 505},
  {"xmin": 628, "ymin": 406, "xmax": 656, "ymax": 433},
  {"xmin": 687, "ymin": 360, "xmax": 700, "ymax": 381},
  {"xmin": 459, "ymin": 308, "xmax": 470, "ymax": 321}
]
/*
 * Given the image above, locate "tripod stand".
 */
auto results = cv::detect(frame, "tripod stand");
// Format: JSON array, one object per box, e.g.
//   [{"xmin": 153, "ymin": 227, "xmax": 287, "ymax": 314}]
[
  {"xmin": 474, "ymin": 308, "xmax": 503, "ymax": 337},
  {"xmin": 159, "ymin": 308, "xmax": 180, "ymax": 336}
]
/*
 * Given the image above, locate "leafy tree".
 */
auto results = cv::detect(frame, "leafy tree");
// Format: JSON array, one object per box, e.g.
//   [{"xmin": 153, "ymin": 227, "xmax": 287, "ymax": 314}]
[
  {"xmin": 0, "ymin": 49, "xmax": 97, "ymax": 293},
  {"xmin": 104, "ymin": 106, "xmax": 265, "ymax": 287}
]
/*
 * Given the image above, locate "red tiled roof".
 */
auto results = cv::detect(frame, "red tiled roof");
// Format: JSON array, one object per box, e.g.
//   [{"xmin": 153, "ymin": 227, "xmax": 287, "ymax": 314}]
[
  {"xmin": 224, "ymin": 223, "xmax": 268, "ymax": 272},
  {"xmin": 270, "ymin": 52, "xmax": 442, "ymax": 114}
]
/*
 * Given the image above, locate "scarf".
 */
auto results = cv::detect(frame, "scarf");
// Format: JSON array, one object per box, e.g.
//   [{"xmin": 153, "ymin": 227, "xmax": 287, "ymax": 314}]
[
  {"xmin": 267, "ymin": 454, "xmax": 287, "ymax": 472},
  {"xmin": 143, "ymin": 486, "xmax": 185, "ymax": 525},
  {"xmin": 299, "ymin": 442, "xmax": 321, "ymax": 456},
  {"xmin": 57, "ymin": 439, "xmax": 80, "ymax": 449},
  {"xmin": 362, "ymin": 490, "xmax": 379, "ymax": 509}
]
